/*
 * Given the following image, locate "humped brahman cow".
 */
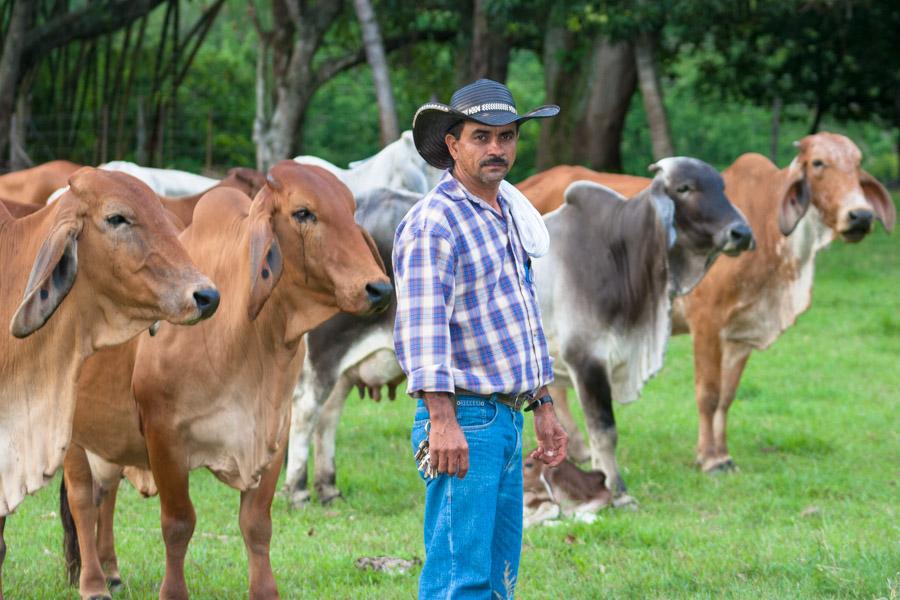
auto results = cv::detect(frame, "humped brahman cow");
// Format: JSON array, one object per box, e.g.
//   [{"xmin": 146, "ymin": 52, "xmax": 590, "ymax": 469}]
[
  {"xmin": 0, "ymin": 160, "xmax": 81, "ymax": 204},
  {"xmin": 534, "ymin": 157, "xmax": 754, "ymax": 505},
  {"xmin": 58, "ymin": 161, "xmax": 392, "ymax": 600},
  {"xmin": 0, "ymin": 168, "xmax": 218, "ymax": 599},
  {"xmin": 283, "ymin": 187, "xmax": 418, "ymax": 508}
]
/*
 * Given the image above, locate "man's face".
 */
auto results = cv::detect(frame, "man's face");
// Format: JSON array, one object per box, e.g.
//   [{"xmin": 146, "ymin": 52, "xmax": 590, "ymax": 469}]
[{"xmin": 445, "ymin": 121, "xmax": 518, "ymax": 186}]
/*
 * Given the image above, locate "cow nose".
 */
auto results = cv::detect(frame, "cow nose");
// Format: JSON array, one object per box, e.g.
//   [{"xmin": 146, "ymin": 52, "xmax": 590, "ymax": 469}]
[
  {"xmin": 847, "ymin": 209, "xmax": 873, "ymax": 231},
  {"xmin": 365, "ymin": 280, "xmax": 394, "ymax": 311},
  {"xmin": 725, "ymin": 222, "xmax": 754, "ymax": 253},
  {"xmin": 193, "ymin": 287, "xmax": 220, "ymax": 320}
]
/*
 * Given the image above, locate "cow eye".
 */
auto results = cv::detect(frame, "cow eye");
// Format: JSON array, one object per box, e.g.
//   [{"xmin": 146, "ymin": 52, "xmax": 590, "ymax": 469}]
[
  {"xmin": 105, "ymin": 214, "xmax": 130, "ymax": 227},
  {"xmin": 293, "ymin": 208, "xmax": 316, "ymax": 223},
  {"xmin": 676, "ymin": 184, "xmax": 691, "ymax": 194},
  {"xmin": 812, "ymin": 159, "xmax": 825, "ymax": 168}
]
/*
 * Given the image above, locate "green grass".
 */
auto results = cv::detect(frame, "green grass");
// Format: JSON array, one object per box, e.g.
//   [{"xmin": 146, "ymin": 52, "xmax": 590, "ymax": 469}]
[{"xmin": 4, "ymin": 217, "xmax": 899, "ymax": 599}]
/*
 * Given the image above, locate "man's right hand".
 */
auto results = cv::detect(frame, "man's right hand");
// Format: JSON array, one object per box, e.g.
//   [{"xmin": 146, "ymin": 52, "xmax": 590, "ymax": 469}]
[{"xmin": 423, "ymin": 392, "xmax": 469, "ymax": 479}]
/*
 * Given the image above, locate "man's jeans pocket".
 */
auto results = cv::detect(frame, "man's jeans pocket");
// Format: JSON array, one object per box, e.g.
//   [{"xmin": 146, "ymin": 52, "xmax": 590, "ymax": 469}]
[{"xmin": 454, "ymin": 398, "xmax": 499, "ymax": 431}]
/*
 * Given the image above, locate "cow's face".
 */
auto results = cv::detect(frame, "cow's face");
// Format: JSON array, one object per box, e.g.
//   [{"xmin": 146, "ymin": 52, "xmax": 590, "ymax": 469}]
[
  {"xmin": 648, "ymin": 157, "xmax": 754, "ymax": 295},
  {"xmin": 249, "ymin": 161, "xmax": 392, "ymax": 320},
  {"xmin": 780, "ymin": 133, "xmax": 895, "ymax": 242},
  {"xmin": 11, "ymin": 168, "xmax": 218, "ymax": 340}
]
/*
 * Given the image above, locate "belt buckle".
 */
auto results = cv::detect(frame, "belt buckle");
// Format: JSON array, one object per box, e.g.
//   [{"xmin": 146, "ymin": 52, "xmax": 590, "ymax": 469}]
[{"xmin": 514, "ymin": 391, "xmax": 534, "ymax": 412}]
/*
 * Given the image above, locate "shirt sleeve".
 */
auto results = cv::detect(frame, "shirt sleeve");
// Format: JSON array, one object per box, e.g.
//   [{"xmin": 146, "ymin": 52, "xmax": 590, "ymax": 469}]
[{"xmin": 392, "ymin": 228, "xmax": 457, "ymax": 397}]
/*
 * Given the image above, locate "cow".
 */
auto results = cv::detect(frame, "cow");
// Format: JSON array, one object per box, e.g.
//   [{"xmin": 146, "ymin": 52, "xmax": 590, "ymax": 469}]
[
  {"xmin": 0, "ymin": 160, "xmax": 81, "ymax": 204},
  {"xmin": 0, "ymin": 197, "xmax": 41, "ymax": 218},
  {"xmin": 517, "ymin": 164, "xmax": 652, "ymax": 214},
  {"xmin": 0, "ymin": 168, "xmax": 218, "ymax": 599},
  {"xmin": 159, "ymin": 167, "xmax": 267, "ymax": 228},
  {"xmin": 677, "ymin": 133, "xmax": 895, "ymax": 472},
  {"xmin": 534, "ymin": 157, "xmax": 754, "ymax": 505},
  {"xmin": 283, "ymin": 187, "xmax": 418, "ymax": 508},
  {"xmin": 294, "ymin": 130, "xmax": 443, "ymax": 196},
  {"xmin": 59, "ymin": 161, "xmax": 392, "ymax": 600},
  {"xmin": 98, "ymin": 161, "xmax": 218, "ymax": 197},
  {"xmin": 522, "ymin": 454, "xmax": 612, "ymax": 527}
]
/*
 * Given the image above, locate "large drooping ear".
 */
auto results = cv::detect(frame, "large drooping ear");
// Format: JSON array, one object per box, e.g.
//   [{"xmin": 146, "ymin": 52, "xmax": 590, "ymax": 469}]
[
  {"xmin": 859, "ymin": 169, "xmax": 895, "ymax": 232},
  {"xmin": 778, "ymin": 157, "xmax": 811, "ymax": 235},
  {"xmin": 10, "ymin": 199, "xmax": 82, "ymax": 338},
  {"xmin": 359, "ymin": 225, "xmax": 386, "ymax": 274},
  {"xmin": 246, "ymin": 190, "xmax": 284, "ymax": 320},
  {"xmin": 646, "ymin": 168, "xmax": 677, "ymax": 248}
]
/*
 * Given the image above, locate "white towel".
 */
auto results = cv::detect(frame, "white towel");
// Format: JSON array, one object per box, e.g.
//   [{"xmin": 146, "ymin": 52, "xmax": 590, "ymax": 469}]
[{"xmin": 500, "ymin": 180, "xmax": 550, "ymax": 258}]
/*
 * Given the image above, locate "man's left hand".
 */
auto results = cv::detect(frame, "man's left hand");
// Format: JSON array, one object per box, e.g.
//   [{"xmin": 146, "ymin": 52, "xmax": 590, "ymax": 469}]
[{"xmin": 530, "ymin": 403, "xmax": 568, "ymax": 467}]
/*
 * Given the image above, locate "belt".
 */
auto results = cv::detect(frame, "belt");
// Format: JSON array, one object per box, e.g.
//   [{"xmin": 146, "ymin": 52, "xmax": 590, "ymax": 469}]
[{"xmin": 456, "ymin": 388, "xmax": 536, "ymax": 412}]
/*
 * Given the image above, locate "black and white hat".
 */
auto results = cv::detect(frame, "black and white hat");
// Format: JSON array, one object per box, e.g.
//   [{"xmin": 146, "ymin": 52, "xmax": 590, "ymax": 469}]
[{"xmin": 412, "ymin": 79, "xmax": 560, "ymax": 169}]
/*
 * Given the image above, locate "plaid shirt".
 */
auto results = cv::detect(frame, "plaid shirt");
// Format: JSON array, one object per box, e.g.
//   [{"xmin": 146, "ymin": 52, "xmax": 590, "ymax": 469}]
[{"xmin": 393, "ymin": 171, "xmax": 554, "ymax": 397}]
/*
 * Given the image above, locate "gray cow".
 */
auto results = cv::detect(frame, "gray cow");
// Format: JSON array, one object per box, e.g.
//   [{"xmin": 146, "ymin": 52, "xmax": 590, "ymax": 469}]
[
  {"xmin": 535, "ymin": 157, "xmax": 753, "ymax": 506},
  {"xmin": 284, "ymin": 188, "xmax": 418, "ymax": 507}
]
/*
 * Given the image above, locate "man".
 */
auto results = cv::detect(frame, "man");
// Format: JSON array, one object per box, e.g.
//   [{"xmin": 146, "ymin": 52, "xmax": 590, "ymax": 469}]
[{"xmin": 394, "ymin": 78, "xmax": 569, "ymax": 599}]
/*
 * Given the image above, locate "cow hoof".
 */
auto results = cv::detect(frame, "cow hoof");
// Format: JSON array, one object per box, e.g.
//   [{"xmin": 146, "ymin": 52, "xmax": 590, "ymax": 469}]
[
  {"xmin": 319, "ymin": 489, "xmax": 344, "ymax": 505},
  {"xmin": 612, "ymin": 494, "xmax": 639, "ymax": 510},
  {"xmin": 287, "ymin": 490, "xmax": 312, "ymax": 510},
  {"xmin": 702, "ymin": 457, "xmax": 737, "ymax": 474},
  {"xmin": 106, "ymin": 576, "xmax": 123, "ymax": 592}
]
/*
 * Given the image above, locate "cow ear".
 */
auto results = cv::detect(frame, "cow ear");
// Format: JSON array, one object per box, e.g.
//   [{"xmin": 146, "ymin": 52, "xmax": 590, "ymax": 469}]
[
  {"xmin": 10, "ymin": 200, "xmax": 82, "ymax": 338},
  {"xmin": 859, "ymin": 169, "xmax": 895, "ymax": 232},
  {"xmin": 358, "ymin": 225, "xmax": 386, "ymax": 274},
  {"xmin": 778, "ymin": 160, "xmax": 811, "ymax": 236},
  {"xmin": 247, "ymin": 191, "xmax": 284, "ymax": 321},
  {"xmin": 648, "ymin": 177, "xmax": 677, "ymax": 248}
]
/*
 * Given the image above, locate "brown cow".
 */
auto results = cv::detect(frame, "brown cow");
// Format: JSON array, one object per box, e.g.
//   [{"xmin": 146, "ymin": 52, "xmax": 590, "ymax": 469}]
[
  {"xmin": 60, "ymin": 161, "xmax": 392, "ymax": 599},
  {"xmin": 160, "ymin": 166, "xmax": 267, "ymax": 228},
  {"xmin": 0, "ymin": 160, "xmax": 81, "ymax": 204},
  {"xmin": 0, "ymin": 168, "xmax": 218, "ymax": 598},
  {"xmin": 0, "ymin": 197, "xmax": 41, "ymax": 218},
  {"xmin": 678, "ymin": 133, "xmax": 895, "ymax": 472},
  {"xmin": 517, "ymin": 165, "xmax": 651, "ymax": 213},
  {"xmin": 523, "ymin": 454, "xmax": 611, "ymax": 527}
]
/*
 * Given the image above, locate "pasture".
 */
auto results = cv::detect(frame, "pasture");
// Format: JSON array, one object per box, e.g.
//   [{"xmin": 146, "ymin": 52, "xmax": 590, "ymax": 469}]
[{"xmin": 4, "ymin": 207, "xmax": 897, "ymax": 598}]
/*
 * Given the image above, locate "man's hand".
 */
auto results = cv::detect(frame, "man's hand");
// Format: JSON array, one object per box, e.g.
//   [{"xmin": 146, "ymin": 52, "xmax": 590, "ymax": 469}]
[
  {"xmin": 424, "ymin": 392, "xmax": 469, "ymax": 479},
  {"xmin": 530, "ymin": 402, "xmax": 568, "ymax": 467}
]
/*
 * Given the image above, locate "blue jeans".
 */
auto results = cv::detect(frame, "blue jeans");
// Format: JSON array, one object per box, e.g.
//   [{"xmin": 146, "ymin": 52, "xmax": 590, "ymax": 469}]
[{"xmin": 411, "ymin": 395, "xmax": 525, "ymax": 600}]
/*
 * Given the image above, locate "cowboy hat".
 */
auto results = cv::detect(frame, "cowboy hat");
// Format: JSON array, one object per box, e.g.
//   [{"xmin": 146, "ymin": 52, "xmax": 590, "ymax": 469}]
[{"xmin": 412, "ymin": 79, "xmax": 559, "ymax": 169}]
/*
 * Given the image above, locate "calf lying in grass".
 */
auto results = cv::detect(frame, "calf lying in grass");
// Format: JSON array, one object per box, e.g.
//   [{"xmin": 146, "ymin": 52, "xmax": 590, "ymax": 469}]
[{"xmin": 523, "ymin": 452, "xmax": 612, "ymax": 527}]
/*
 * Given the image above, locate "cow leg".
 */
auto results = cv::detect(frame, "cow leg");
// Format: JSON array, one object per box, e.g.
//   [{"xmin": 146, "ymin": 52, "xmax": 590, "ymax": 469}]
[
  {"xmin": 96, "ymin": 479, "xmax": 123, "ymax": 592},
  {"xmin": 693, "ymin": 330, "xmax": 727, "ymax": 472},
  {"xmin": 550, "ymin": 384, "xmax": 591, "ymax": 464},
  {"xmin": 239, "ymin": 434, "xmax": 286, "ymax": 599},
  {"xmin": 711, "ymin": 341, "xmax": 752, "ymax": 470},
  {"xmin": 146, "ymin": 431, "xmax": 194, "ymax": 600},
  {"xmin": 63, "ymin": 445, "xmax": 112, "ymax": 600},
  {"xmin": 313, "ymin": 376, "xmax": 354, "ymax": 504},
  {"xmin": 284, "ymin": 380, "xmax": 331, "ymax": 509},
  {"xmin": 565, "ymin": 352, "xmax": 635, "ymax": 507},
  {"xmin": 0, "ymin": 516, "xmax": 6, "ymax": 600}
]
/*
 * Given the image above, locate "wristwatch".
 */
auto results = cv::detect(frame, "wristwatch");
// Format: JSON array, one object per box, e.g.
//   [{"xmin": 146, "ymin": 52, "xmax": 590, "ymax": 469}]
[{"xmin": 524, "ymin": 393, "xmax": 553, "ymax": 412}]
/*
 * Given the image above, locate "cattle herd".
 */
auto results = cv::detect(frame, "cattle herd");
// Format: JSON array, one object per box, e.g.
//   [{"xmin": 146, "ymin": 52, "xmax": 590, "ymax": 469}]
[{"xmin": 0, "ymin": 129, "xmax": 893, "ymax": 599}]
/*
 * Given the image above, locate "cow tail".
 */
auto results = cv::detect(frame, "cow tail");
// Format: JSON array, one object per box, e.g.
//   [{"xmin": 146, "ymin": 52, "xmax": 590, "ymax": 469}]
[{"xmin": 59, "ymin": 477, "xmax": 81, "ymax": 585}]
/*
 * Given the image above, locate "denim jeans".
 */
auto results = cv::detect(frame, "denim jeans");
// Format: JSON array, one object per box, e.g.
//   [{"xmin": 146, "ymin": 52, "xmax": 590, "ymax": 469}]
[{"xmin": 411, "ymin": 395, "xmax": 525, "ymax": 600}]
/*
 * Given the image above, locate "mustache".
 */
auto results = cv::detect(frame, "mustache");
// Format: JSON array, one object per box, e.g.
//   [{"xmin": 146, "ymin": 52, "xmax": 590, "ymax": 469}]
[{"xmin": 480, "ymin": 156, "xmax": 509, "ymax": 167}]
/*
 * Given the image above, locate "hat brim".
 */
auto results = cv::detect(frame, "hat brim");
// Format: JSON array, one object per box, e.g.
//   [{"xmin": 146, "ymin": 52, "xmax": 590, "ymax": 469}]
[{"xmin": 412, "ymin": 103, "xmax": 560, "ymax": 170}]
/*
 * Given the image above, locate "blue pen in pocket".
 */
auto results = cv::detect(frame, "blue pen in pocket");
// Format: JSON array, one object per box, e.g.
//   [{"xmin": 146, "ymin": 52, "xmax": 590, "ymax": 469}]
[{"xmin": 525, "ymin": 259, "xmax": 534, "ymax": 283}]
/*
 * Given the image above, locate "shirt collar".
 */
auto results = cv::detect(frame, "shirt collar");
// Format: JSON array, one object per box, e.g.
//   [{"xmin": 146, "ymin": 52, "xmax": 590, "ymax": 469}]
[{"xmin": 439, "ymin": 171, "xmax": 507, "ymax": 216}]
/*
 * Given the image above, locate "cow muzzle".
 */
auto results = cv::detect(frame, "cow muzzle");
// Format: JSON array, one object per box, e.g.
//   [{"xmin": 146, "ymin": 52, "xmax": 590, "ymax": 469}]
[
  {"xmin": 364, "ymin": 280, "xmax": 394, "ymax": 314},
  {"xmin": 718, "ymin": 222, "xmax": 755, "ymax": 256},
  {"xmin": 840, "ymin": 209, "xmax": 873, "ymax": 243}
]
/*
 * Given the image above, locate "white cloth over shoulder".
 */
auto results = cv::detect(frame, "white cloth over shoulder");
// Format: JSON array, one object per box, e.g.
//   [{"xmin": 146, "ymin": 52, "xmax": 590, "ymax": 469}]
[{"xmin": 501, "ymin": 180, "xmax": 549, "ymax": 258}]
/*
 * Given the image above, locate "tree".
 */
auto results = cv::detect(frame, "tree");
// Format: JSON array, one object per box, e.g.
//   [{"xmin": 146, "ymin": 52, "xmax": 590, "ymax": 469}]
[{"xmin": 353, "ymin": 0, "xmax": 399, "ymax": 145}]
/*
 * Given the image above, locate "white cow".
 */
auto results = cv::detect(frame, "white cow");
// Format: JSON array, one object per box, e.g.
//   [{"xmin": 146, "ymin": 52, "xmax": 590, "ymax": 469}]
[{"xmin": 99, "ymin": 161, "xmax": 218, "ymax": 197}]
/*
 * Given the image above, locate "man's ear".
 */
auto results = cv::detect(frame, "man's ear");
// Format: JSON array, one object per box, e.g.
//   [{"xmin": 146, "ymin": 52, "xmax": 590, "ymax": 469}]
[{"xmin": 10, "ymin": 197, "xmax": 83, "ymax": 338}]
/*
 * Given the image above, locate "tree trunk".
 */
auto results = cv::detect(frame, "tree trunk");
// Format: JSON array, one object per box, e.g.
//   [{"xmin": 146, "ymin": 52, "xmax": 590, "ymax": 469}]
[
  {"xmin": 770, "ymin": 96, "xmax": 782, "ymax": 163},
  {"xmin": 538, "ymin": 29, "xmax": 637, "ymax": 172},
  {"xmin": 634, "ymin": 30, "xmax": 673, "ymax": 160},
  {"xmin": 353, "ymin": 0, "xmax": 398, "ymax": 145},
  {"xmin": 469, "ymin": 0, "xmax": 510, "ymax": 82},
  {"xmin": 0, "ymin": 0, "xmax": 35, "ymax": 171},
  {"xmin": 9, "ymin": 87, "xmax": 33, "ymax": 170}
]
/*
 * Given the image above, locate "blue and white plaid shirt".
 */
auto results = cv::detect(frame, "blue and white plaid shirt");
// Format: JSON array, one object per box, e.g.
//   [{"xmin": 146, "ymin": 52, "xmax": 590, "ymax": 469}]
[{"xmin": 393, "ymin": 171, "xmax": 554, "ymax": 398}]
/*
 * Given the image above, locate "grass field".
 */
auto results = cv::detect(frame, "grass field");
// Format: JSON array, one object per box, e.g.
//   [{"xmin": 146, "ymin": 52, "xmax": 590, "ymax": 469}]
[{"xmin": 4, "ymin": 214, "xmax": 898, "ymax": 599}]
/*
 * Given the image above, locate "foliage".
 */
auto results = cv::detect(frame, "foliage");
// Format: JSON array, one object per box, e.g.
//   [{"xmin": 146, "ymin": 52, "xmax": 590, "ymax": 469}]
[{"xmin": 3, "ymin": 207, "xmax": 899, "ymax": 598}]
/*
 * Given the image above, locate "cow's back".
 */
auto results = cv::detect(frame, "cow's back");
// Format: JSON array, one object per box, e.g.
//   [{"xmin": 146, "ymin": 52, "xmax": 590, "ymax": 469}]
[
  {"xmin": 518, "ymin": 165, "xmax": 652, "ymax": 214},
  {"xmin": 0, "ymin": 160, "xmax": 81, "ymax": 205}
]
